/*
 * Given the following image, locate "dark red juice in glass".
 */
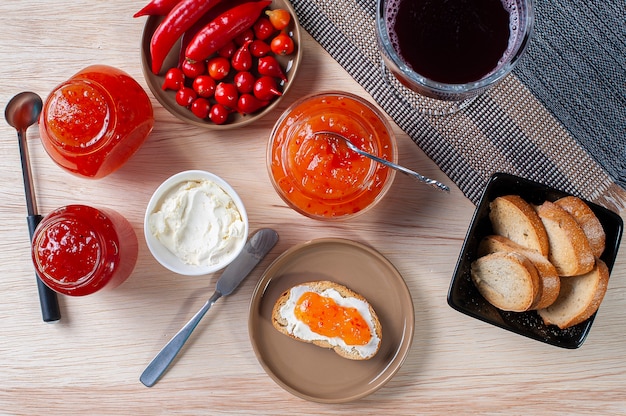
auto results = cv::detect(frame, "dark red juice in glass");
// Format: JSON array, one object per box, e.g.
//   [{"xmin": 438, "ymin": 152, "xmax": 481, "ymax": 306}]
[{"xmin": 387, "ymin": 0, "xmax": 511, "ymax": 84}]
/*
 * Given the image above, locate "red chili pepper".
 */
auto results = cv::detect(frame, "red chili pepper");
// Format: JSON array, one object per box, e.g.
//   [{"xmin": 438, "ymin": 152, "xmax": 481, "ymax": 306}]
[
  {"xmin": 176, "ymin": 0, "xmax": 249, "ymax": 68},
  {"xmin": 257, "ymin": 55, "xmax": 287, "ymax": 81},
  {"xmin": 185, "ymin": 1, "xmax": 272, "ymax": 63},
  {"xmin": 253, "ymin": 76, "xmax": 282, "ymax": 101},
  {"xmin": 249, "ymin": 39, "xmax": 271, "ymax": 57},
  {"xmin": 237, "ymin": 94, "xmax": 269, "ymax": 114},
  {"xmin": 231, "ymin": 40, "xmax": 253, "ymax": 72},
  {"xmin": 150, "ymin": 0, "xmax": 223, "ymax": 74},
  {"xmin": 133, "ymin": 0, "xmax": 181, "ymax": 18}
]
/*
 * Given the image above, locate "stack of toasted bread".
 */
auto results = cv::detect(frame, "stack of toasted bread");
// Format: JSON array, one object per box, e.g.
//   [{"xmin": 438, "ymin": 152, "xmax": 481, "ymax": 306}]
[{"xmin": 471, "ymin": 194, "xmax": 608, "ymax": 329}]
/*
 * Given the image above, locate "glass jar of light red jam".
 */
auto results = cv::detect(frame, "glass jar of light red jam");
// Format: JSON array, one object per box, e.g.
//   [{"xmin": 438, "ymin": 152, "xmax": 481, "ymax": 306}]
[
  {"xmin": 267, "ymin": 92, "xmax": 397, "ymax": 220},
  {"xmin": 31, "ymin": 205, "xmax": 138, "ymax": 296},
  {"xmin": 39, "ymin": 65, "xmax": 154, "ymax": 179}
]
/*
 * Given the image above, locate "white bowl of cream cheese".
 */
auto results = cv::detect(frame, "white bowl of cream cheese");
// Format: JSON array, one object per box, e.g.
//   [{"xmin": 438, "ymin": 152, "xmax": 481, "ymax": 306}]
[{"xmin": 144, "ymin": 170, "xmax": 249, "ymax": 275}]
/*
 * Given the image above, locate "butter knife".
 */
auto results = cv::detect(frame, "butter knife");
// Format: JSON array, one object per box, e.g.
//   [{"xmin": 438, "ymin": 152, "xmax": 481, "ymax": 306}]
[{"xmin": 140, "ymin": 228, "xmax": 279, "ymax": 387}]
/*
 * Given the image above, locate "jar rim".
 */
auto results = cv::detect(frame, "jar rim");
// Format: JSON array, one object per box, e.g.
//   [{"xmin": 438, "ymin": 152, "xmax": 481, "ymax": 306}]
[
  {"xmin": 41, "ymin": 79, "xmax": 117, "ymax": 156},
  {"xmin": 32, "ymin": 205, "xmax": 115, "ymax": 295},
  {"xmin": 267, "ymin": 92, "xmax": 397, "ymax": 220}
]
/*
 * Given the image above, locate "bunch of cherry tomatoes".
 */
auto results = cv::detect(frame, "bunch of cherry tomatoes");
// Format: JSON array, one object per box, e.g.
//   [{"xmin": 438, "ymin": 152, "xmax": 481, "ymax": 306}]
[{"xmin": 160, "ymin": 7, "xmax": 295, "ymax": 125}]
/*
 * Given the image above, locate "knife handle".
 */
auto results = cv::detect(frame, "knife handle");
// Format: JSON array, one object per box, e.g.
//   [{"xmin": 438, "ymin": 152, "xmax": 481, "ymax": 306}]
[{"xmin": 28, "ymin": 214, "xmax": 61, "ymax": 323}]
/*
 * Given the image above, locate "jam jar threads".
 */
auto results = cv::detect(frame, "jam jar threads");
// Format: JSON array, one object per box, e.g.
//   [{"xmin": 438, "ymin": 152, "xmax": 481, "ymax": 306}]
[
  {"xmin": 39, "ymin": 65, "xmax": 154, "ymax": 179},
  {"xmin": 31, "ymin": 205, "xmax": 138, "ymax": 296}
]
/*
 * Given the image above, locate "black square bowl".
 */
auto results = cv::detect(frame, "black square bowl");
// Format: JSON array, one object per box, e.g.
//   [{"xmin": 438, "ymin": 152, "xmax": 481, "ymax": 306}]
[{"xmin": 448, "ymin": 172, "xmax": 623, "ymax": 348}]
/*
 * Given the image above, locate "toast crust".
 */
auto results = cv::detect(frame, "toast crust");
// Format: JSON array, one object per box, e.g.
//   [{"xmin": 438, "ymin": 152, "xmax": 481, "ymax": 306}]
[
  {"xmin": 478, "ymin": 235, "xmax": 560, "ymax": 309},
  {"xmin": 538, "ymin": 259, "xmax": 609, "ymax": 329},
  {"xmin": 470, "ymin": 251, "xmax": 541, "ymax": 312},
  {"xmin": 535, "ymin": 201, "xmax": 595, "ymax": 276},
  {"xmin": 271, "ymin": 281, "xmax": 382, "ymax": 360},
  {"xmin": 555, "ymin": 196, "xmax": 606, "ymax": 258}
]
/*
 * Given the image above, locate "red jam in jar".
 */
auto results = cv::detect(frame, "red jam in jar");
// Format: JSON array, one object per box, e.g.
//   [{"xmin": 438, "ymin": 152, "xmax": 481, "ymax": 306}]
[
  {"xmin": 39, "ymin": 65, "xmax": 154, "ymax": 179},
  {"xmin": 31, "ymin": 205, "xmax": 138, "ymax": 296},
  {"xmin": 268, "ymin": 92, "xmax": 397, "ymax": 220}
]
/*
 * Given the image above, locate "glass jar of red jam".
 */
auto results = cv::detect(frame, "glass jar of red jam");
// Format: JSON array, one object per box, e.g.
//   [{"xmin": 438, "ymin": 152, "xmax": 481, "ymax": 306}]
[
  {"xmin": 39, "ymin": 65, "xmax": 154, "ymax": 179},
  {"xmin": 31, "ymin": 205, "xmax": 138, "ymax": 296},
  {"xmin": 267, "ymin": 92, "xmax": 397, "ymax": 220}
]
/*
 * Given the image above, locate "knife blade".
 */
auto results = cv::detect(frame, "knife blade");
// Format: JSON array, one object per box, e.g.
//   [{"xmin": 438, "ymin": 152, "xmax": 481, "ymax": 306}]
[{"xmin": 140, "ymin": 228, "xmax": 278, "ymax": 387}]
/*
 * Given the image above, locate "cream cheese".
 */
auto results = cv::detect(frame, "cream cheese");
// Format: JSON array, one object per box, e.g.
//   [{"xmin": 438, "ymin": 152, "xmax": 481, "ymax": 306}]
[
  {"xmin": 279, "ymin": 284, "xmax": 381, "ymax": 359},
  {"xmin": 149, "ymin": 179, "xmax": 245, "ymax": 266}
]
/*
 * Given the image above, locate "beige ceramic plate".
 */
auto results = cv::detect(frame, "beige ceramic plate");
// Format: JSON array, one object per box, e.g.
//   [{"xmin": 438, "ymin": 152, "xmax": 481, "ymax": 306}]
[
  {"xmin": 248, "ymin": 238, "xmax": 415, "ymax": 403},
  {"xmin": 140, "ymin": 0, "xmax": 302, "ymax": 129}
]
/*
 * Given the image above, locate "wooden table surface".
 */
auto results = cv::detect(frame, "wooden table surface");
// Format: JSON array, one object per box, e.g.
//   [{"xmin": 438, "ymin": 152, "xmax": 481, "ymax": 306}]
[{"xmin": 1, "ymin": 1, "xmax": 625, "ymax": 415}]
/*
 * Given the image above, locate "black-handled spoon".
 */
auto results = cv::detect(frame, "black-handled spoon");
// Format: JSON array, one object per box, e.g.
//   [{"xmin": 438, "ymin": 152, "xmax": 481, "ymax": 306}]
[{"xmin": 5, "ymin": 91, "xmax": 61, "ymax": 323}]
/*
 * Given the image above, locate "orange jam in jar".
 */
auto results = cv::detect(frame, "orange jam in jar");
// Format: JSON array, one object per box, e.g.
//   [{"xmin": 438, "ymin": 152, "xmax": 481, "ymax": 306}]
[
  {"xmin": 295, "ymin": 291, "xmax": 372, "ymax": 346},
  {"xmin": 31, "ymin": 205, "xmax": 138, "ymax": 296},
  {"xmin": 268, "ymin": 92, "xmax": 397, "ymax": 220},
  {"xmin": 39, "ymin": 65, "xmax": 154, "ymax": 179}
]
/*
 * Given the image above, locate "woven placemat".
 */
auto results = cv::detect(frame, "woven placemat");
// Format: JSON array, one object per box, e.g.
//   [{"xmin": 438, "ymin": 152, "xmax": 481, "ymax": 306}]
[{"xmin": 290, "ymin": 0, "xmax": 626, "ymax": 210}]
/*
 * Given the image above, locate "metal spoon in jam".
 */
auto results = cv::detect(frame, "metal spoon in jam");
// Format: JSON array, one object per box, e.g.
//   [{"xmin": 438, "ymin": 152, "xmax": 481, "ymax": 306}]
[{"xmin": 314, "ymin": 131, "xmax": 450, "ymax": 193}]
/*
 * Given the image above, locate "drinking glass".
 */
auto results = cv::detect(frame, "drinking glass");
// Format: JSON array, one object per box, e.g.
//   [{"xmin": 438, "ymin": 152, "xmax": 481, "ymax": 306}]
[{"xmin": 375, "ymin": 0, "xmax": 534, "ymax": 114}]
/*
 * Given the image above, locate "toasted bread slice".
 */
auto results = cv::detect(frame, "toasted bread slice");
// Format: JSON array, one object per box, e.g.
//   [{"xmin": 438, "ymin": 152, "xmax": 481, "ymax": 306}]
[
  {"xmin": 538, "ymin": 258, "xmax": 609, "ymax": 329},
  {"xmin": 535, "ymin": 201, "xmax": 595, "ymax": 276},
  {"xmin": 555, "ymin": 196, "xmax": 606, "ymax": 258},
  {"xmin": 489, "ymin": 195, "xmax": 550, "ymax": 257},
  {"xmin": 470, "ymin": 251, "xmax": 541, "ymax": 312},
  {"xmin": 478, "ymin": 235, "xmax": 560, "ymax": 309},
  {"xmin": 272, "ymin": 281, "xmax": 382, "ymax": 360}
]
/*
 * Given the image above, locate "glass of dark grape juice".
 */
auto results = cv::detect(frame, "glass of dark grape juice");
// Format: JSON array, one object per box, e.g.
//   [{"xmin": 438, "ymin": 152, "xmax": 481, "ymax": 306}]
[{"xmin": 376, "ymin": 0, "xmax": 534, "ymax": 113}]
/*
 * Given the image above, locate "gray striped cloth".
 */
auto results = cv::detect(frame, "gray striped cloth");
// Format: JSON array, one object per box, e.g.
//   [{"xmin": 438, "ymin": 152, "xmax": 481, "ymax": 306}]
[{"xmin": 290, "ymin": 0, "xmax": 626, "ymax": 210}]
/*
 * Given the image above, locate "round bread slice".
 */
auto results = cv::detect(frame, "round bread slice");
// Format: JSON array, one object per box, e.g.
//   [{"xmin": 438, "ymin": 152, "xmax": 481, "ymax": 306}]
[
  {"xmin": 555, "ymin": 196, "xmax": 606, "ymax": 258},
  {"xmin": 538, "ymin": 258, "xmax": 609, "ymax": 329},
  {"xmin": 535, "ymin": 201, "xmax": 595, "ymax": 276},
  {"xmin": 271, "ymin": 281, "xmax": 382, "ymax": 360},
  {"xmin": 489, "ymin": 195, "xmax": 550, "ymax": 257},
  {"xmin": 470, "ymin": 251, "xmax": 541, "ymax": 312},
  {"xmin": 478, "ymin": 234, "xmax": 560, "ymax": 309}
]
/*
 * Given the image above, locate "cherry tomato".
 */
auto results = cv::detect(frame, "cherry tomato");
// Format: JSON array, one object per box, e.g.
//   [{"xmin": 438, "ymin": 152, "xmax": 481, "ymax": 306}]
[
  {"xmin": 190, "ymin": 97, "xmax": 211, "ymax": 119},
  {"xmin": 238, "ymin": 94, "xmax": 269, "ymax": 114},
  {"xmin": 253, "ymin": 17, "xmax": 275, "ymax": 40},
  {"xmin": 232, "ymin": 41, "xmax": 253, "ymax": 72},
  {"xmin": 161, "ymin": 67, "xmax": 184, "ymax": 91},
  {"xmin": 218, "ymin": 40, "xmax": 237, "ymax": 58},
  {"xmin": 253, "ymin": 76, "xmax": 283, "ymax": 101},
  {"xmin": 249, "ymin": 39, "xmax": 271, "ymax": 58},
  {"xmin": 209, "ymin": 103, "xmax": 230, "ymax": 125},
  {"xmin": 234, "ymin": 28, "xmax": 254, "ymax": 46},
  {"xmin": 234, "ymin": 71, "xmax": 256, "ymax": 94},
  {"xmin": 182, "ymin": 59, "xmax": 205, "ymax": 78},
  {"xmin": 270, "ymin": 32, "xmax": 294, "ymax": 56},
  {"xmin": 175, "ymin": 87, "xmax": 197, "ymax": 107},
  {"xmin": 214, "ymin": 82, "xmax": 239, "ymax": 109},
  {"xmin": 266, "ymin": 9, "xmax": 291, "ymax": 30},
  {"xmin": 192, "ymin": 75, "xmax": 216, "ymax": 98},
  {"xmin": 207, "ymin": 56, "xmax": 231, "ymax": 80}
]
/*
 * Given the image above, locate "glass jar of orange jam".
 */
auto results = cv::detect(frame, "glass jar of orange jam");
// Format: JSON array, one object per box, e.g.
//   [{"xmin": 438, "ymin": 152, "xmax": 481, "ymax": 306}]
[
  {"xmin": 31, "ymin": 205, "xmax": 138, "ymax": 296},
  {"xmin": 267, "ymin": 92, "xmax": 397, "ymax": 220},
  {"xmin": 39, "ymin": 65, "xmax": 154, "ymax": 179}
]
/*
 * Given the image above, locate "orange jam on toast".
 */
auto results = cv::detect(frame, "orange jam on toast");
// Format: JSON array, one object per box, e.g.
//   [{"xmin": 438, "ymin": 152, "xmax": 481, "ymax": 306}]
[{"xmin": 294, "ymin": 291, "xmax": 371, "ymax": 346}]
